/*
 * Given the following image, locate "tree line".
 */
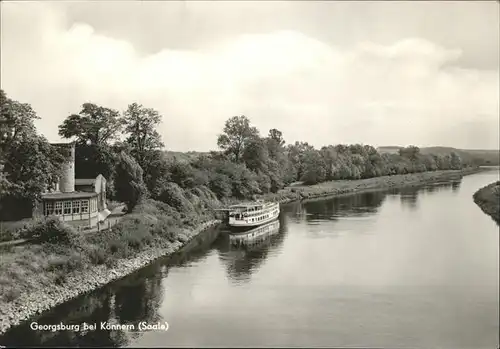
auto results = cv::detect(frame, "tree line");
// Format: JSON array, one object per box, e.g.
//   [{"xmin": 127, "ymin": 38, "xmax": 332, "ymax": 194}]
[{"xmin": 0, "ymin": 89, "xmax": 471, "ymax": 220}]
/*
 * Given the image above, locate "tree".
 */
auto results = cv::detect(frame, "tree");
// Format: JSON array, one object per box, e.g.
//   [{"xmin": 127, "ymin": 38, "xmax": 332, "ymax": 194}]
[
  {"xmin": 0, "ymin": 90, "xmax": 64, "ymax": 220},
  {"xmin": 268, "ymin": 128, "xmax": 285, "ymax": 146},
  {"xmin": 450, "ymin": 152, "xmax": 462, "ymax": 170},
  {"xmin": 300, "ymin": 150, "xmax": 326, "ymax": 185},
  {"xmin": 0, "ymin": 89, "xmax": 38, "ymax": 154},
  {"xmin": 114, "ymin": 152, "xmax": 148, "ymax": 212},
  {"xmin": 74, "ymin": 144, "xmax": 118, "ymax": 179},
  {"xmin": 1, "ymin": 135, "xmax": 65, "ymax": 220},
  {"xmin": 58, "ymin": 103, "xmax": 123, "ymax": 145},
  {"xmin": 266, "ymin": 128, "xmax": 286, "ymax": 159},
  {"xmin": 242, "ymin": 137, "xmax": 269, "ymax": 173},
  {"xmin": 123, "ymin": 103, "xmax": 164, "ymax": 169},
  {"xmin": 320, "ymin": 146, "xmax": 338, "ymax": 180},
  {"xmin": 217, "ymin": 115, "xmax": 260, "ymax": 162},
  {"xmin": 141, "ymin": 150, "xmax": 171, "ymax": 198},
  {"xmin": 287, "ymin": 141, "xmax": 315, "ymax": 181},
  {"xmin": 399, "ymin": 145, "xmax": 420, "ymax": 162}
]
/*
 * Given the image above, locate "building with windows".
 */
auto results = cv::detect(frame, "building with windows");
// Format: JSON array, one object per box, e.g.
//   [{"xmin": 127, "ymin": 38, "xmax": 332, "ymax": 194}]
[{"xmin": 37, "ymin": 142, "xmax": 111, "ymax": 229}]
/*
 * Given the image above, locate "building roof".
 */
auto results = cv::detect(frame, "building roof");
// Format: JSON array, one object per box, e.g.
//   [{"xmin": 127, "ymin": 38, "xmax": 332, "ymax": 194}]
[
  {"xmin": 75, "ymin": 178, "xmax": 96, "ymax": 186},
  {"xmin": 42, "ymin": 191, "xmax": 98, "ymax": 200}
]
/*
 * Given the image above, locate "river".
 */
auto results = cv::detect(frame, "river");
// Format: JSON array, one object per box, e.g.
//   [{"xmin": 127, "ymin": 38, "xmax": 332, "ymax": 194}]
[{"xmin": 1, "ymin": 169, "xmax": 498, "ymax": 348}]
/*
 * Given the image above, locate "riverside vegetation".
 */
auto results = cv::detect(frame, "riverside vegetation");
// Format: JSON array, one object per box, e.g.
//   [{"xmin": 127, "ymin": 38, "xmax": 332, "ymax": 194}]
[
  {"xmin": 0, "ymin": 89, "xmax": 483, "ymax": 334},
  {"xmin": 473, "ymin": 180, "xmax": 500, "ymax": 224}
]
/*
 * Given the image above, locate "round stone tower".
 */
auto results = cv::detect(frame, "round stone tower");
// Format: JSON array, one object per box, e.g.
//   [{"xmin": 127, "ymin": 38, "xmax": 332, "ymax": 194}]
[{"xmin": 53, "ymin": 142, "xmax": 75, "ymax": 193}]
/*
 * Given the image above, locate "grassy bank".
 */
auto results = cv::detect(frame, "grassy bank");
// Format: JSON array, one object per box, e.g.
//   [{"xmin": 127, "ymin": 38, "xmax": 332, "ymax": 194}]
[
  {"xmin": 0, "ymin": 190, "xmax": 222, "ymax": 335},
  {"xmin": 473, "ymin": 181, "xmax": 500, "ymax": 224},
  {"xmin": 260, "ymin": 167, "xmax": 483, "ymax": 204}
]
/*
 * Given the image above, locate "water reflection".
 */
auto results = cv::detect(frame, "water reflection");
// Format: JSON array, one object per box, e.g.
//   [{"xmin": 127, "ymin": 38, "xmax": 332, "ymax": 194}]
[
  {"xmin": 303, "ymin": 191, "xmax": 387, "ymax": 221},
  {"xmin": 215, "ymin": 217, "xmax": 287, "ymax": 283},
  {"xmin": 4, "ymin": 174, "xmax": 497, "ymax": 349},
  {"xmin": 398, "ymin": 187, "xmax": 420, "ymax": 210}
]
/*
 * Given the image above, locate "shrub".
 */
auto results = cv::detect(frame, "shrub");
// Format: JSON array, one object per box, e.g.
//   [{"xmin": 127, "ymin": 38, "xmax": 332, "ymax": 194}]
[
  {"xmin": 114, "ymin": 151, "xmax": 148, "ymax": 212},
  {"xmin": 208, "ymin": 173, "xmax": 232, "ymax": 199},
  {"xmin": 158, "ymin": 182, "xmax": 196, "ymax": 216},
  {"xmin": 45, "ymin": 252, "xmax": 84, "ymax": 274},
  {"xmin": 87, "ymin": 245, "xmax": 108, "ymax": 265},
  {"xmin": 22, "ymin": 216, "xmax": 78, "ymax": 245}
]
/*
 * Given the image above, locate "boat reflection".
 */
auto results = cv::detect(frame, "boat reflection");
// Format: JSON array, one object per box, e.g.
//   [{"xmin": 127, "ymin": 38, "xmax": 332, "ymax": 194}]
[{"xmin": 228, "ymin": 219, "xmax": 281, "ymax": 247}]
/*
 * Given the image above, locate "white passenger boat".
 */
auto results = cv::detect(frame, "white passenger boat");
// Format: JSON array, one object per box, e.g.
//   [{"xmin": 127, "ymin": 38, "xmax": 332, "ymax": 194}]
[
  {"xmin": 229, "ymin": 219, "xmax": 280, "ymax": 245},
  {"xmin": 228, "ymin": 201, "xmax": 280, "ymax": 228}
]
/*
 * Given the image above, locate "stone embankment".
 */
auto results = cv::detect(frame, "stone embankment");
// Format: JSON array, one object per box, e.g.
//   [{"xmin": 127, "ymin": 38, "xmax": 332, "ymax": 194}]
[
  {"xmin": 262, "ymin": 167, "xmax": 483, "ymax": 204},
  {"xmin": 0, "ymin": 220, "xmax": 221, "ymax": 335},
  {"xmin": 473, "ymin": 181, "xmax": 500, "ymax": 224}
]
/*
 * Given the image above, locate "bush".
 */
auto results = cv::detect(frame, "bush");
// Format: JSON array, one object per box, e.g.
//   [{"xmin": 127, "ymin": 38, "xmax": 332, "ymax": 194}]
[
  {"xmin": 157, "ymin": 182, "xmax": 196, "ymax": 216},
  {"xmin": 208, "ymin": 173, "xmax": 232, "ymax": 199},
  {"xmin": 45, "ymin": 252, "xmax": 84, "ymax": 274},
  {"xmin": 22, "ymin": 216, "xmax": 78, "ymax": 245},
  {"xmin": 87, "ymin": 245, "xmax": 108, "ymax": 265}
]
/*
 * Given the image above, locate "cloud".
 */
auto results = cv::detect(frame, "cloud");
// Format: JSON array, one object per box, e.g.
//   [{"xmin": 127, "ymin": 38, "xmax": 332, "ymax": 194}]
[{"xmin": 1, "ymin": 2, "xmax": 498, "ymax": 150}]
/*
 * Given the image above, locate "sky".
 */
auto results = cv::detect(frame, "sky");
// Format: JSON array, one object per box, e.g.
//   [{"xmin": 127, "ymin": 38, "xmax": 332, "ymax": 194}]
[{"xmin": 1, "ymin": 1, "xmax": 499, "ymax": 151}]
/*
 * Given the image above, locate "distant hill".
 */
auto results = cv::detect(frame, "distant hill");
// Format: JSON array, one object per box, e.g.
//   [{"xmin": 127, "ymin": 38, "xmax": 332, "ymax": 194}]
[
  {"xmin": 377, "ymin": 146, "xmax": 500, "ymax": 166},
  {"xmin": 162, "ymin": 147, "xmax": 498, "ymax": 166},
  {"xmin": 163, "ymin": 151, "xmax": 208, "ymax": 163}
]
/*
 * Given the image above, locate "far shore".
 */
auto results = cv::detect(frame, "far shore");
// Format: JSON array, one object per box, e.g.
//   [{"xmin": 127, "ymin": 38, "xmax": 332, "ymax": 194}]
[
  {"xmin": 473, "ymin": 180, "xmax": 500, "ymax": 224},
  {"xmin": 261, "ymin": 167, "xmax": 485, "ymax": 204}
]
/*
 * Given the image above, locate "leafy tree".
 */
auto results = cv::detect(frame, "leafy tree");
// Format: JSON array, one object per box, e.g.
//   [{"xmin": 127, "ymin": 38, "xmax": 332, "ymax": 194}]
[
  {"xmin": 74, "ymin": 144, "xmax": 118, "ymax": 179},
  {"xmin": 0, "ymin": 91, "xmax": 64, "ymax": 220},
  {"xmin": 217, "ymin": 115, "xmax": 260, "ymax": 162},
  {"xmin": 58, "ymin": 103, "xmax": 123, "ymax": 145},
  {"xmin": 123, "ymin": 103, "xmax": 164, "ymax": 169},
  {"xmin": 1, "ymin": 136, "xmax": 65, "ymax": 220},
  {"xmin": 140, "ymin": 150, "xmax": 171, "ymax": 199},
  {"xmin": 114, "ymin": 152, "xmax": 148, "ymax": 212},
  {"xmin": 167, "ymin": 159, "xmax": 203, "ymax": 189},
  {"xmin": 242, "ymin": 137, "xmax": 269, "ymax": 173},
  {"xmin": 266, "ymin": 158, "xmax": 284, "ymax": 192},
  {"xmin": 320, "ymin": 146, "xmax": 338, "ymax": 180},
  {"xmin": 0, "ymin": 89, "xmax": 38, "ymax": 158},
  {"xmin": 287, "ymin": 141, "xmax": 315, "ymax": 181},
  {"xmin": 300, "ymin": 150, "xmax": 326, "ymax": 185},
  {"xmin": 450, "ymin": 152, "xmax": 463, "ymax": 170},
  {"xmin": 266, "ymin": 128, "xmax": 286, "ymax": 159},
  {"xmin": 399, "ymin": 145, "xmax": 420, "ymax": 162},
  {"xmin": 268, "ymin": 128, "xmax": 285, "ymax": 146},
  {"xmin": 208, "ymin": 172, "xmax": 232, "ymax": 199}
]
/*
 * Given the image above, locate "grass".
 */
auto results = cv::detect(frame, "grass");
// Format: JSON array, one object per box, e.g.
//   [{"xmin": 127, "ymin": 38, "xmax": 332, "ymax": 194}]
[
  {"xmin": 0, "ymin": 218, "xmax": 35, "ymax": 243},
  {"xmin": 0, "ymin": 188, "xmax": 222, "ymax": 305}
]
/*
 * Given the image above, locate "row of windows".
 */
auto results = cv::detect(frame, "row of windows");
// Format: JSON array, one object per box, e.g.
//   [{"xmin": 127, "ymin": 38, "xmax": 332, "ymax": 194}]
[
  {"xmin": 45, "ymin": 199, "xmax": 95, "ymax": 216},
  {"xmin": 249, "ymin": 210, "xmax": 278, "ymax": 223},
  {"xmin": 242, "ymin": 206, "xmax": 277, "ymax": 218}
]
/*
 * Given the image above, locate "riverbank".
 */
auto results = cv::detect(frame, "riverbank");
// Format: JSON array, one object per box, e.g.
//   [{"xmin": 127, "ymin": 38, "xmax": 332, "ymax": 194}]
[
  {"xmin": 0, "ymin": 167, "xmax": 483, "ymax": 335},
  {"xmin": 473, "ymin": 180, "xmax": 500, "ymax": 224},
  {"xmin": 0, "ymin": 218, "xmax": 221, "ymax": 335},
  {"xmin": 261, "ymin": 167, "xmax": 484, "ymax": 204}
]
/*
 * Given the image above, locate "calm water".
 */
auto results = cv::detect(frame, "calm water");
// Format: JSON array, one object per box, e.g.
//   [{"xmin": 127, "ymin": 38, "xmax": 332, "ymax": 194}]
[{"xmin": 1, "ymin": 170, "xmax": 499, "ymax": 348}]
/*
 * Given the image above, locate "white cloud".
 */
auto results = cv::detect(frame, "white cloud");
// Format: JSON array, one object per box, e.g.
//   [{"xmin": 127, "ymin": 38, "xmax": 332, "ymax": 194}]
[{"xmin": 1, "ymin": 2, "xmax": 498, "ymax": 150}]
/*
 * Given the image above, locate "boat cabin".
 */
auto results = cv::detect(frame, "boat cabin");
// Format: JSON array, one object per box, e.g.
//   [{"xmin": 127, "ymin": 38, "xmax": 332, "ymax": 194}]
[{"xmin": 228, "ymin": 201, "xmax": 280, "ymax": 227}]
